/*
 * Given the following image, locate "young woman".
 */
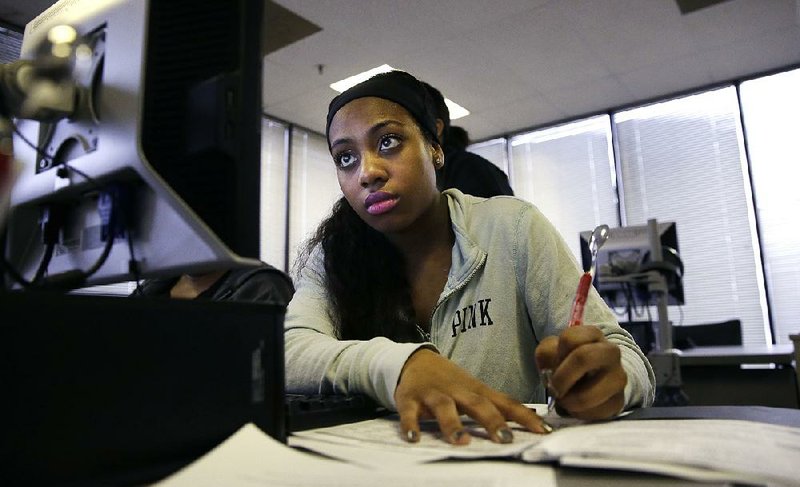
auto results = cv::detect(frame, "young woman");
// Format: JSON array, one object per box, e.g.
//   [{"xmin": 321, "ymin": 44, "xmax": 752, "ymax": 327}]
[{"xmin": 285, "ymin": 70, "xmax": 654, "ymax": 445}]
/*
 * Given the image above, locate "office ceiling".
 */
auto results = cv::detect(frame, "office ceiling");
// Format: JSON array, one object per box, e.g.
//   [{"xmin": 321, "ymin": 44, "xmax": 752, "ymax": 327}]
[{"xmin": 3, "ymin": 0, "xmax": 800, "ymax": 141}]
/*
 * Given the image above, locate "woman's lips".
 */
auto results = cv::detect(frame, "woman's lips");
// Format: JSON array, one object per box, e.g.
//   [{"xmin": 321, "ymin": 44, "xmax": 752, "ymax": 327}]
[{"xmin": 365, "ymin": 191, "xmax": 398, "ymax": 215}]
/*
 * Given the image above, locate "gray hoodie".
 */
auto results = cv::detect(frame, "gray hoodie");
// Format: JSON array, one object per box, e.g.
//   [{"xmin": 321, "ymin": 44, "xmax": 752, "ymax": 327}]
[{"xmin": 285, "ymin": 189, "xmax": 655, "ymax": 411}]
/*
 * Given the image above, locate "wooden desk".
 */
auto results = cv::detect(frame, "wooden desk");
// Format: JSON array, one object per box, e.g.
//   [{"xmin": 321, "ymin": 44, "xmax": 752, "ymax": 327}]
[{"xmin": 676, "ymin": 344, "xmax": 799, "ymax": 408}]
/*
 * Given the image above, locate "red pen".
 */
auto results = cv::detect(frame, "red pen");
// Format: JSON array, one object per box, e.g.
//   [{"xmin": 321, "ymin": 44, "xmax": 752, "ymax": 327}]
[
  {"xmin": 568, "ymin": 224, "xmax": 609, "ymax": 327},
  {"xmin": 567, "ymin": 272, "xmax": 593, "ymax": 327},
  {"xmin": 544, "ymin": 271, "xmax": 591, "ymax": 413},
  {"xmin": 543, "ymin": 225, "xmax": 609, "ymax": 413}
]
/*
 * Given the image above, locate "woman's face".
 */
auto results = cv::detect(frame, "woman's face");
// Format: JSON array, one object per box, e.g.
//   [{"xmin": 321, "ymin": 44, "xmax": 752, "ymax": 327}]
[{"xmin": 328, "ymin": 97, "xmax": 443, "ymax": 236}]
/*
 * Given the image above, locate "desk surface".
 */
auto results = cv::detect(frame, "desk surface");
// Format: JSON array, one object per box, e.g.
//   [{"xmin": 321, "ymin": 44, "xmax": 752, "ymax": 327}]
[{"xmin": 677, "ymin": 343, "xmax": 794, "ymax": 365}]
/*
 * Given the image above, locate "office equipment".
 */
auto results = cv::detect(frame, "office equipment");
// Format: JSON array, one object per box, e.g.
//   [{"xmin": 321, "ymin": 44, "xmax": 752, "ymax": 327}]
[
  {"xmin": 0, "ymin": 2, "xmax": 293, "ymax": 485},
  {"xmin": 285, "ymin": 394, "xmax": 387, "ymax": 432},
  {"xmin": 580, "ymin": 220, "xmax": 683, "ymax": 312},
  {"xmin": 619, "ymin": 320, "xmax": 656, "ymax": 354},
  {"xmin": 0, "ymin": 291, "xmax": 286, "ymax": 487},
  {"xmin": 2, "ymin": 0, "xmax": 264, "ymax": 290},
  {"xmin": 582, "ymin": 219, "xmax": 686, "ymax": 405}
]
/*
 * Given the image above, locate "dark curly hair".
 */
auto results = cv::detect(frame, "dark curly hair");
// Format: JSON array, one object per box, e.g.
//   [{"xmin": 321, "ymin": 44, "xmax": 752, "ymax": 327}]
[
  {"xmin": 296, "ymin": 71, "xmax": 443, "ymax": 342},
  {"xmin": 295, "ymin": 198, "xmax": 421, "ymax": 342}
]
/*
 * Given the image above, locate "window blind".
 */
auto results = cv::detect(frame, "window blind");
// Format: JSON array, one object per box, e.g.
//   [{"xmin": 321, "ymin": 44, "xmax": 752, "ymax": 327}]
[
  {"xmin": 468, "ymin": 138, "xmax": 510, "ymax": 175},
  {"xmin": 260, "ymin": 118, "xmax": 289, "ymax": 271},
  {"xmin": 614, "ymin": 88, "xmax": 769, "ymax": 345},
  {"xmin": 509, "ymin": 115, "xmax": 620, "ymax": 262},
  {"xmin": 287, "ymin": 127, "xmax": 342, "ymax": 270},
  {"xmin": 740, "ymin": 69, "xmax": 800, "ymax": 345}
]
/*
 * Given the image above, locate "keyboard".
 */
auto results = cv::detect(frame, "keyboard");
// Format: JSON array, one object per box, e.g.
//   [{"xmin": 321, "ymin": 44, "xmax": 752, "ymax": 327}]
[{"xmin": 285, "ymin": 394, "xmax": 388, "ymax": 432}]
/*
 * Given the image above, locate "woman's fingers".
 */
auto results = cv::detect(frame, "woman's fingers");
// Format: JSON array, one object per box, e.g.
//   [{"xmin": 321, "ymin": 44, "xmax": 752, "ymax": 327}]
[
  {"xmin": 555, "ymin": 356, "xmax": 626, "ymax": 417},
  {"xmin": 424, "ymin": 391, "xmax": 471, "ymax": 445},
  {"xmin": 397, "ymin": 395, "xmax": 423, "ymax": 443},
  {"xmin": 564, "ymin": 391, "xmax": 625, "ymax": 421},
  {"xmin": 534, "ymin": 335, "xmax": 560, "ymax": 372},
  {"xmin": 494, "ymin": 395, "xmax": 554, "ymax": 435},
  {"xmin": 451, "ymin": 391, "xmax": 514, "ymax": 443},
  {"xmin": 395, "ymin": 348, "xmax": 551, "ymax": 444},
  {"xmin": 534, "ymin": 326, "xmax": 628, "ymax": 420}
]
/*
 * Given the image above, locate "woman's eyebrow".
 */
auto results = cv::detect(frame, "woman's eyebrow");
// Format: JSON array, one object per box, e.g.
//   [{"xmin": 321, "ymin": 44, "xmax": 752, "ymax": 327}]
[{"xmin": 330, "ymin": 119, "xmax": 405, "ymax": 150}]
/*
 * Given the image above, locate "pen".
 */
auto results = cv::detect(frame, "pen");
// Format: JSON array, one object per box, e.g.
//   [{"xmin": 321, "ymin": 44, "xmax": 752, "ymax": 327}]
[
  {"xmin": 567, "ymin": 272, "xmax": 593, "ymax": 328},
  {"xmin": 542, "ymin": 224, "xmax": 609, "ymax": 414},
  {"xmin": 544, "ymin": 272, "xmax": 591, "ymax": 413}
]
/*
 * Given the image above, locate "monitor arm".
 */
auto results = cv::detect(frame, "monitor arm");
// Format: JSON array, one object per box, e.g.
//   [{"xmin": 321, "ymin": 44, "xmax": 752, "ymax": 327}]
[{"xmin": 0, "ymin": 25, "xmax": 79, "ymax": 122}]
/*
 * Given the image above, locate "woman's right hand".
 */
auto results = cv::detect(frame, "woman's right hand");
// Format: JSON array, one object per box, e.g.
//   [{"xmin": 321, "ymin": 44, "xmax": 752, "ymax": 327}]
[{"xmin": 394, "ymin": 348, "xmax": 552, "ymax": 445}]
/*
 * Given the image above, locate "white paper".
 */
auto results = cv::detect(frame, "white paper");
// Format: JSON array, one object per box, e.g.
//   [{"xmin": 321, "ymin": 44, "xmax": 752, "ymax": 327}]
[
  {"xmin": 522, "ymin": 419, "xmax": 800, "ymax": 487},
  {"xmin": 155, "ymin": 423, "xmax": 556, "ymax": 487},
  {"xmin": 288, "ymin": 405, "xmax": 585, "ymax": 468},
  {"xmin": 289, "ymin": 408, "xmax": 800, "ymax": 487}
]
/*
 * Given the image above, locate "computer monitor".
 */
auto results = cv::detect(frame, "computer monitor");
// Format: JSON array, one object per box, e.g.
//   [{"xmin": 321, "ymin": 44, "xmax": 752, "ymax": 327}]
[
  {"xmin": 2, "ymin": 0, "xmax": 263, "ymax": 291},
  {"xmin": 580, "ymin": 221, "xmax": 684, "ymax": 311}
]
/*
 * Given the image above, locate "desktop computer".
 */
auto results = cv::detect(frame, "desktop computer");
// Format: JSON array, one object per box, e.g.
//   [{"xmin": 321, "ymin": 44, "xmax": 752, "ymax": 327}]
[
  {"xmin": 0, "ymin": 1, "xmax": 292, "ymax": 485},
  {"xmin": 0, "ymin": 292, "xmax": 286, "ymax": 486}
]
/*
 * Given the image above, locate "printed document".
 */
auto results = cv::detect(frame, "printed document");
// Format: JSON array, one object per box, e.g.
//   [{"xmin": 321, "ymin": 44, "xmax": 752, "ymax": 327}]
[{"xmin": 290, "ymin": 412, "xmax": 799, "ymax": 486}]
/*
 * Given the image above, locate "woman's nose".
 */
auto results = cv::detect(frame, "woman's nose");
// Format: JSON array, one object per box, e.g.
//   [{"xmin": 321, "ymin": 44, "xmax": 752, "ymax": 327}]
[{"xmin": 359, "ymin": 153, "xmax": 388, "ymax": 188}]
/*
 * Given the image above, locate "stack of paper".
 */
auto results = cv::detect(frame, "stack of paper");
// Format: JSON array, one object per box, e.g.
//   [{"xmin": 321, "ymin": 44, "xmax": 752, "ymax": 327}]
[
  {"xmin": 157, "ymin": 408, "xmax": 799, "ymax": 487},
  {"xmin": 288, "ymin": 413, "xmax": 798, "ymax": 486}
]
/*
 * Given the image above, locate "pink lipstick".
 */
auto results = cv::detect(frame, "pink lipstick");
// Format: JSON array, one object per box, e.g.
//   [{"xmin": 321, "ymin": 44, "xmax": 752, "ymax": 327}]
[{"xmin": 365, "ymin": 191, "xmax": 398, "ymax": 215}]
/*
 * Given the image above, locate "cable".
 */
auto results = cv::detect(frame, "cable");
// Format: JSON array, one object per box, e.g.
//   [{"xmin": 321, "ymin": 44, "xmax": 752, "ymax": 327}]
[
  {"xmin": 126, "ymin": 228, "xmax": 141, "ymax": 289},
  {"xmin": 10, "ymin": 122, "xmax": 52, "ymax": 164},
  {"xmin": 7, "ymin": 120, "xmax": 141, "ymax": 290},
  {"xmin": 31, "ymin": 242, "xmax": 54, "ymax": 283}
]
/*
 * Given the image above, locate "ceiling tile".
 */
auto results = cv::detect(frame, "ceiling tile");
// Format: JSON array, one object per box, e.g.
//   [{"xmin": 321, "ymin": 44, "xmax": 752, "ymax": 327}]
[
  {"xmin": 541, "ymin": 76, "xmax": 634, "ymax": 117},
  {"xmin": 617, "ymin": 54, "xmax": 715, "ymax": 101},
  {"xmin": 683, "ymin": 0, "xmax": 798, "ymax": 49},
  {"xmin": 700, "ymin": 25, "xmax": 800, "ymax": 82}
]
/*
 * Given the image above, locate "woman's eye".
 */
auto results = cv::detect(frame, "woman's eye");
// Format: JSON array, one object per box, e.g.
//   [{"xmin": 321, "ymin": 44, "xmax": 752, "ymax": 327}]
[
  {"xmin": 379, "ymin": 135, "xmax": 401, "ymax": 151},
  {"xmin": 335, "ymin": 152, "xmax": 357, "ymax": 168}
]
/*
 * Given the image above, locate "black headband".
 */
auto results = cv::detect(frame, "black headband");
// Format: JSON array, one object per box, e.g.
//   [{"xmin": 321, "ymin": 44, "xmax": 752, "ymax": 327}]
[{"xmin": 325, "ymin": 70, "xmax": 439, "ymax": 148}]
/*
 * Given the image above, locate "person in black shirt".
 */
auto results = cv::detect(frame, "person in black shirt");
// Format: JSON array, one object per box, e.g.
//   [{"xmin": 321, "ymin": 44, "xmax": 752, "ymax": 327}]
[
  {"xmin": 422, "ymin": 82, "xmax": 514, "ymax": 198},
  {"xmin": 131, "ymin": 263, "xmax": 293, "ymax": 307}
]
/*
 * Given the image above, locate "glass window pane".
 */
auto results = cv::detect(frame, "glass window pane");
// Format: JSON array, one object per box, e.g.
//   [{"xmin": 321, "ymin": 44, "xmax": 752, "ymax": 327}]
[
  {"xmin": 740, "ymin": 69, "xmax": 800, "ymax": 345},
  {"xmin": 614, "ymin": 87, "xmax": 770, "ymax": 345},
  {"xmin": 509, "ymin": 115, "xmax": 620, "ymax": 262},
  {"xmin": 288, "ymin": 128, "xmax": 341, "ymax": 270},
  {"xmin": 468, "ymin": 138, "xmax": 509, "ymax": 175},
  {"xmin": 260, "ymin": 118, "xmax": 288, "ymax": 271}
]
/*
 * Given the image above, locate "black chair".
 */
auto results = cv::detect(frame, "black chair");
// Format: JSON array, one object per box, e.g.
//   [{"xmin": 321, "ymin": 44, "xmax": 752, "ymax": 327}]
[{"xmin": 672, "ymin": 319, "xmax": 742, "ymax": 349}]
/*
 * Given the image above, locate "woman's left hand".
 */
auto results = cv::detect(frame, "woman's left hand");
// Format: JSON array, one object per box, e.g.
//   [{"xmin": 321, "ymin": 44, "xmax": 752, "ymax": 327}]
[{"xmin": 534, "ymin": 325, "xmax": 627, "ymax": 420}]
